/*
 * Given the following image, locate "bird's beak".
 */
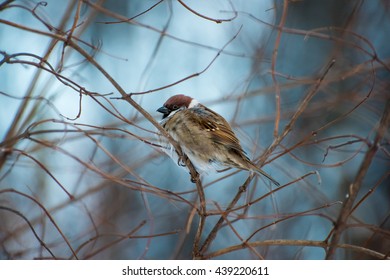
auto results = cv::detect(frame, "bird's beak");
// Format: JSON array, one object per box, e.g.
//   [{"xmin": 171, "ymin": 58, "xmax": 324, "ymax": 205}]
[
  {"xmin": 157, "ymin": 106, "xmax": 170, "ymax": 115},
  {"xmin": 157, "ymin": 106, "xmax": 170, "ymax": 119}
]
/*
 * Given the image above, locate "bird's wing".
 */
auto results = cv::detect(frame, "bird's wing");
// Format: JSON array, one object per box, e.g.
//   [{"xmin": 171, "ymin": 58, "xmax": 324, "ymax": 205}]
[{"xmin": 187, "ymin": 106, "xmax": 246, "ymax": 155}]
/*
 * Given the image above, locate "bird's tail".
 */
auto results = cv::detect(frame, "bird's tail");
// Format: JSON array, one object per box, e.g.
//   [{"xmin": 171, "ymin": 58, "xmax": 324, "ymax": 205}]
[{"xmin": 247, "ymin": 161, "xmax": 280, "ymax": 187}]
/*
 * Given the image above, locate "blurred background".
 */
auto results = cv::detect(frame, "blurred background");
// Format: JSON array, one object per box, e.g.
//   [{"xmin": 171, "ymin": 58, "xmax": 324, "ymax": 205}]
[{"xmin": 0, "ymin": 0, "xmax": 389, "ymax": 259}]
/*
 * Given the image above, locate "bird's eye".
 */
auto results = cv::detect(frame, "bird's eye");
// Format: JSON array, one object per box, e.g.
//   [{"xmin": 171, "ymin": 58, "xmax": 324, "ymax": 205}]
[{"xmin": 172, "ymin": 105, "xmax": 179, "ymax": 110}]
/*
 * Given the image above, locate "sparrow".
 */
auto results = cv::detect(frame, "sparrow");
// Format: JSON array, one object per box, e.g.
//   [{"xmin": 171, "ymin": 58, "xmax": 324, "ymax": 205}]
[{"xmin": 157, "ymin": 94, "xmax": 280, "ymax": 186}]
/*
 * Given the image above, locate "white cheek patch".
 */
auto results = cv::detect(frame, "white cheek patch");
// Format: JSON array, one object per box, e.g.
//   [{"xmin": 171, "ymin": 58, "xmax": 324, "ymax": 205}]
[
  {"xmin": 160, "ymin": 108, "xmax": 180, "ymax": 124},
  {"xmin": 167, "ymin": 108, "xmax": 181, "ymax": 118},
  {"xmin": 163, "ymin": 100, "xmax": 198, "ymax": 121}
]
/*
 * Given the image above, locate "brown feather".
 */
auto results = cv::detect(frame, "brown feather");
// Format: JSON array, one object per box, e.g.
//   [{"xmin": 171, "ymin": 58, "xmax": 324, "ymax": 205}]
[
  {"xmin": 188, "ymin": 105, "xmax": 246, "ymax": 154},
  {"xmin": 158, "ymin": 94, "xmax": 280, "ymax": 186}
]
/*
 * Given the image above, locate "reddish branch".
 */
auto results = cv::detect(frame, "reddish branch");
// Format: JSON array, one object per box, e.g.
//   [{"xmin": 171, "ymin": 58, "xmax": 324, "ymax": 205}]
[{"xmin": 326, "ymin": 99, "xmax": 390, "ymax": 259}]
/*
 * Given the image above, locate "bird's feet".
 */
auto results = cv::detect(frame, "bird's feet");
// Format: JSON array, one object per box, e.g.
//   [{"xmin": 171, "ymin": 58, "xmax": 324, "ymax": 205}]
[
  {"xmin": 190, "ymin": 171, "xmax": 200, "ymax": 183},
  {"xmin": 177, "ymin": 156, "xmax": 187, "ymax": 167}
]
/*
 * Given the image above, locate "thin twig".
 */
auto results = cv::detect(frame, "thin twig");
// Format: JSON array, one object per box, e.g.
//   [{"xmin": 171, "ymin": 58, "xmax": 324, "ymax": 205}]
[
  {"xmin": 0, "ymin": 206, "xmax": 57, "ymax": 259},
  {"xmin": 203, "ymin": 239, "xmax": 389, "ymax": 260},
  {"xmin": 125, "ymin": 26, "xmax": 242, "ymax": 96},
  {"xmin": 326, "ymin": 99, "xmax": 390, "ymax": 259},
  {"xmin": 272, "ymin": 0, "xmax": 288, "ymax": 137},
  {"xmin": 177, "ymin": 0, "xmax": 237, "ymax": 24},
  {"xmin": 199, "ymin": 59, "xmax": 336, "ymax": 255}
]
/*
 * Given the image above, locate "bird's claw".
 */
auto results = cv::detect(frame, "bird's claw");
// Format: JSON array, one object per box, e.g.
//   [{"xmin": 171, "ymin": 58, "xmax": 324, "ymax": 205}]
[
  {"xmin": 190, "ymin": 171, "xmax": 200, "ymax": 183},
  {"xmin": 177, "ymin": 156, "xmax": 186, "ymax": 167}
]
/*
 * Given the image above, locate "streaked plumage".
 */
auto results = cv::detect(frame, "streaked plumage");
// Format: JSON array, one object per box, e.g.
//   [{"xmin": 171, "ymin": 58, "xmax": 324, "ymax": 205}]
[{"xmin": 157, "ymin": 94, "xmax": 280, "ymax": 186}]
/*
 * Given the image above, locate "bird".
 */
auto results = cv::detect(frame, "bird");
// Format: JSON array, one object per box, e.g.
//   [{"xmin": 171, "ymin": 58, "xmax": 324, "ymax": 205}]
[{"xmin": 156, "ymin": 94, "xmax": 280, "ymax": 186}]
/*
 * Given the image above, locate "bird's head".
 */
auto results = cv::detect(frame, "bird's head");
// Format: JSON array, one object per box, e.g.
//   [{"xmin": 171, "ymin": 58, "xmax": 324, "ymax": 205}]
[{"xmin": 157, "ymin": 94, "xmax": 199, "ymax": 119}]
